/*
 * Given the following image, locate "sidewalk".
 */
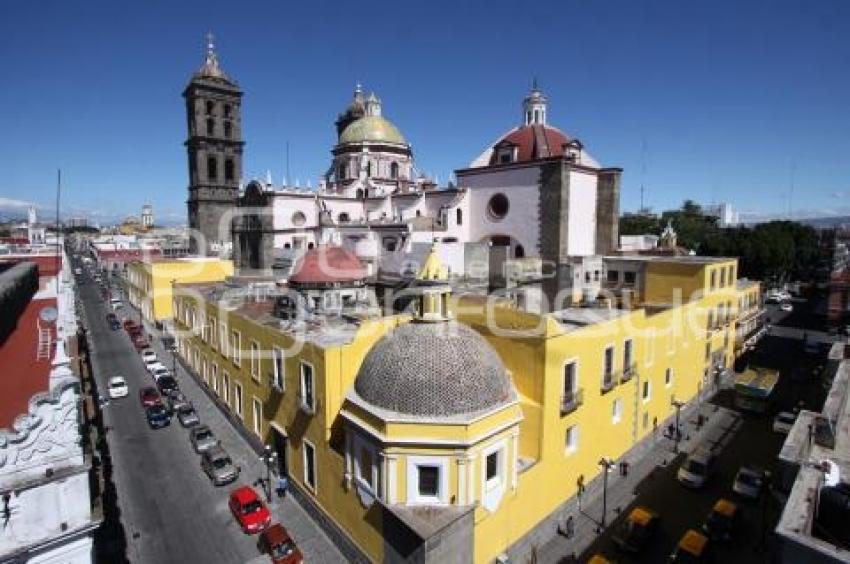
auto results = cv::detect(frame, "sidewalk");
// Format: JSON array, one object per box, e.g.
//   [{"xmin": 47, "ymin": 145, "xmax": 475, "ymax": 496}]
[
  {"xmin": 535, "ymin": 383, "xmax": 742, "ymax": 563},
  {"xmin": 129, "ymin": 301, "xmax": 361, "ymax": 563}
]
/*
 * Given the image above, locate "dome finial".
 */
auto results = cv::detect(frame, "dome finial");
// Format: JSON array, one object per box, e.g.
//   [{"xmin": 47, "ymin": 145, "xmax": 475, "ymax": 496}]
[
  {"xmin": 532, "ymin": 76, "xmax": 539, "ymax": 91},
  {"xmin": 196, "ymin": 31, "xmax": 228, "ymax": 80},
  {"xmin": 523, "ymin": 79, "xmax": 548, "ymax": 126},
  {"xmin": 354, "ymin": 81, "xmax": 363, "ymax": 95}
]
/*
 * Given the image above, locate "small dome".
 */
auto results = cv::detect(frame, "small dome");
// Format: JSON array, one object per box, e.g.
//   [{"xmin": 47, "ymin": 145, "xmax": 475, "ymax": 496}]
[
  {"xmin": 339, "ymin": 116, "xmax": 407, "ymax": 146},
  {"xmin": 289, "ymin": 245, "xmax": 367, "ymax": 286},
  {"xmin": 354, "ymin": 322, "xmax": 514, "ymax": 417}
]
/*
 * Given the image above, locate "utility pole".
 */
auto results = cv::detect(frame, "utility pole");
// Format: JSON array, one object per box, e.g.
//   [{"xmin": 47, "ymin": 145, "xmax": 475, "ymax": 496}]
[{"xmin": 598, "ymin": 457, "xmax": 615, "ymax": 529}]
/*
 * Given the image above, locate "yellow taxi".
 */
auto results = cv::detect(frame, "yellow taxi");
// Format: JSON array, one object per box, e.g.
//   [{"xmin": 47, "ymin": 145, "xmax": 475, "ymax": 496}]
[
  {"xmin": 669, "ymin": 529, "xmax": 711, "ymax": 563},
  {"xmin": 703, "ymin": 498, "xmax": 739, "ymax": 541}
]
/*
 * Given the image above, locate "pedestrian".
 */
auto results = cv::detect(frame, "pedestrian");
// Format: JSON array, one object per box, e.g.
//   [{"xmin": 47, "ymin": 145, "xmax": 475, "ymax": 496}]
[{"xmin": 276, "ymin": 475, "xmax": 288, "ymax": 499}]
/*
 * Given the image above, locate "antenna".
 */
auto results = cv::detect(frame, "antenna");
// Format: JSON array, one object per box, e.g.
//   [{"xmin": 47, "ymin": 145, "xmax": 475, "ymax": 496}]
[
  {"xmin": 285, "ymin": 141, "xmax": 290, "ymax": 188},
  {"xmin": 55, "ymin": 168, "xmax": 61, "ymax": 291},
  {"xmin": 788, "ymin": 161, "xmax": 796, "ymax": 220},
  {"xmin": 640, "ymin": 136, "xmax": 647, "ymax": 212}
]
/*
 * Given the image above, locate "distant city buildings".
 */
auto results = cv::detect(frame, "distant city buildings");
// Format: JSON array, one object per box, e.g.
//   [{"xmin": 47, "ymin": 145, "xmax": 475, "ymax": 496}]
[{"xmin": 702, "ymin": 202, "xmax": 740, "ymax": 227}]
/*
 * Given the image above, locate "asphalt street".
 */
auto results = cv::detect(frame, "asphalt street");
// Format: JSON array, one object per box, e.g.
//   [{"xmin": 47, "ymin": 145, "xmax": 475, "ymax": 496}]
[
  {"xmin": 77, "ymin": 266, "xmax": 345, "ymax": 564},
  {"xmin": 578, "ymin": 328, "xmax": 829, "ymax": 563}
]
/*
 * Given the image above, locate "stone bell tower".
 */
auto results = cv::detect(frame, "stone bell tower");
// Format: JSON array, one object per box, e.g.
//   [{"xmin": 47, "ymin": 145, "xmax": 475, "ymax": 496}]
[{"xmin": 183, "ymin": 33, "xmax": 244, "ymax": 255}]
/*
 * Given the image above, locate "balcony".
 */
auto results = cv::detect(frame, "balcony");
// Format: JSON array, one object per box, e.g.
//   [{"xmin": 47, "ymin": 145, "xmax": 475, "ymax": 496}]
[
  {"xmin": 560, "ymin": 388, "xmax": 584, "ymax": 415},
  {"xmin": 620, "ymin": 363, "xmax": 637, "ymax": 383},
  {"xmin": 601, "ymin": 374, "xmax": 618, "ymax": 394}
]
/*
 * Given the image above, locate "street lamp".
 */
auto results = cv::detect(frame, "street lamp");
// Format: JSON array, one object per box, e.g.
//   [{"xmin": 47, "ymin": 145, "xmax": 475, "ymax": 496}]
[
  {"xmin": 671, "ymin": 398, "xmax": 686, "ymax": 453},
  {"xmin": 598, "ymin": 457, "xmax": 615, "ymax": 530},
  {"xmin": 260, "ymin": 445, "xmax": 278, "ymax": 502}
]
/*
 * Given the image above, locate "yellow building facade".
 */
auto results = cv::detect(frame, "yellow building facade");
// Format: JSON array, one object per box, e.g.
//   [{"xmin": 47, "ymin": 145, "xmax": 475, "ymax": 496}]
[
  {"xmin": 126, "ymin": 257, "xmax": 233, "ymax": 322},
  {"xmin": 171, "ymin": 253, "xmax": 742, "ymax": 563}
]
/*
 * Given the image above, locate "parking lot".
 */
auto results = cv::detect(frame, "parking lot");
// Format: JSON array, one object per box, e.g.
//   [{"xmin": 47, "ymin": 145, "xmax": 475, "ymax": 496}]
[
  {"xmin": 76, "ymin": 263, "xmax": 345, "ymax": 563},
  {"xmin": 578, "ymin": 332, "xmax": 829, "ymax": 563}
]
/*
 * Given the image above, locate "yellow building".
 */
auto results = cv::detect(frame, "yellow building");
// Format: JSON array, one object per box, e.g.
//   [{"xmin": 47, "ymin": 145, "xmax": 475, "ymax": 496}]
[
  {"xmin": 126, "ymin": 257, "xmax": 233, "ymax": 322},
  {"xmin": 734, "ymin": 279, "xmax": 766, "ymax": 355},
  {"xmin": 171, "ymin": 248, "xmax": 742, "ymax": 563}
]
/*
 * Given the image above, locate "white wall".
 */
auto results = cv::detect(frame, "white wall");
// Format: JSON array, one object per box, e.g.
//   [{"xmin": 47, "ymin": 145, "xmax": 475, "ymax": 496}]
[
  {"xmin": 461, "ymin": 166, "xmax": 541, "ymax": 256},
  {"xmin": 567, "ymin": 169, "xmax": 598, "ymax": 256}
]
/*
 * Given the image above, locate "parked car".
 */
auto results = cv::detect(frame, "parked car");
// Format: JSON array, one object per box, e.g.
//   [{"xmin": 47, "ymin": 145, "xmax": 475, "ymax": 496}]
[
  {"xmin": 177, "ymin": 405, "xmax": 200, "ymax": 427},
  {"xmin": 228, "ymin": 486, "xmax": 271, "ymax": 534},
  {"xmin": 773, "ymin": 411, "xmax": 797, "ymax": 434},
  {"xmin": 106, "ymin": 312, "xmax": 117, "ymax": 323},
  {"xmin": 669, "ymin": 529, "xmax": 712, "ymax": 563},
  {"xmin": 132, "ymin": 336, "xmax": 150, "ymax": 351},
  {"xmin": 109, "ymin": 319, "xmax": 122, "ymax": 330},
  {"xmin": 139, "ymin": 386, "xmax": 161, "ymax": 407},
  {"xmin": 152, "ymin": 367, "xmax": 172, "ymax": 382},
  {"xmin": 147, "ymin": 361, "xmax": 167, "ymax": 375},
  {"xmin": 107, "ymin": 376, "xmax": 129, "ymax": 399},
  {"xmin": 732, "ymin": 466, "xmax": 764, "ymax": 499},
  {"xmin": 156, "ymin": 375, "xmax": 179, "ymax": 395},
  {"xmin": 702, "ymin": 498, "xmax": 739, "ymax": 542},
  {"xmin": 190, "ymin": 425, "xmax": 218, "ymax": 453},
  {"xmin": 110, "ymin": 298, "xmax": 123, "ymax": 310},
  {"xmin": 167, "ymin": 391, "xmax": 191, "ymax": 411},
  {"xmin": 612, "ymin": 506, "xmax": 660, "ymax": 553},
  {"xmin": 123, "ymin": 319, "xmax": 138, "ymax": 332},
  {"xmin": 145, "ymin": 404, "xmax": 171, "ymax": 429},
  {"xmin": 202, "ymin": 445, "xmax": 239, "ymax": 486},
  {"xmin": 141, "ymin": 349, "xmax": 157, "ymax": 363},
  {"xmin": 258, "ymin": 523, "xmax": 303, "ymax": 564},
  {"xmin": 677, "ymin": 449, "xmax": 716, "ymax": 489}
]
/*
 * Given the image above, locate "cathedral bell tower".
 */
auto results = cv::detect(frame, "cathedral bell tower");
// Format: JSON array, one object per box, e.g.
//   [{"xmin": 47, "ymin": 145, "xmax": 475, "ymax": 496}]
[{"xmin": 183, "ymin": 33, "xmax": 244, "ymax": 255}]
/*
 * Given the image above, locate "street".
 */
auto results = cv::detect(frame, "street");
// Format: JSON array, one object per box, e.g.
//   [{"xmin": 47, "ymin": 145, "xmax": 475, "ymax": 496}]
[
  {"xmin": 577, "ymin": 331, "xmax": 829, "ymax": 563},
  {"xmin": 77, "ymin": 267, "xmax": 346, "ymax": 563}
]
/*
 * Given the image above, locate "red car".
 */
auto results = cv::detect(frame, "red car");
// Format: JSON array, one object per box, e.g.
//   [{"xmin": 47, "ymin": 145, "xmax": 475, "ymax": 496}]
[
  {"xmin": 229, "ymin": 486, "xmax": 271, "ymax": 534},
  {"xmin": 139, "ymin": 386, "xmax": 161, "ymax": 407},
  {"xmin": 259, "ymin": 523, "xmax": 303, "ymax": 564},
  {"xmin": 123, "ymin": 320, "xmax": 137, "ymax": 331}
]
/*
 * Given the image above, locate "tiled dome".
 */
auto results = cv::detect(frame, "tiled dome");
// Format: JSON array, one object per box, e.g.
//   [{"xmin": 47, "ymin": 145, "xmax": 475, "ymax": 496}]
[{"xmin": 354, "ymin": 321, "xmax": 513, "ymax": 417}]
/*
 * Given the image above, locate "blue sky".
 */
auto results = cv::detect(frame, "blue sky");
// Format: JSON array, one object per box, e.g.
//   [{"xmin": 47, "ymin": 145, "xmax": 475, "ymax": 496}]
[{"xmin": 1, "ymin": 0, "xmax": 848, "ymax": 224}]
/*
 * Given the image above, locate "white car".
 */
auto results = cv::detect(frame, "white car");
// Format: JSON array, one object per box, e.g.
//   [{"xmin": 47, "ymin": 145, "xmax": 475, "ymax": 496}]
[
  {"xmin": 773, "ymin": 411, "xmax": 796, "ymax": 434},
  {"xmin": 141, "ymin": 349, "xmax": 157, "ymax": 363},
  {"xmin": 107, "ymin": 376, "xmax": 129, "ymax": 399},
  {"xmin": 677, "ymin": 449, "xmax": 716, "ymax": 489},
  {"xmin": 147, "ymin": 361, "xmax": 167, "ymax": 375},
  {"xmin": 110, "ymin": 298, "xmax": 123, "ymax": 310},
  {"xmin": 732, "ymin": 466, "xmax": 764, "ymax": 499},
  {"xmin": 152, "ymin": 367, "xmax": 172, "ymax": 382},
  {"xmin": 780, "ymin": 302, "xmax": 793, "ymax": 312}
]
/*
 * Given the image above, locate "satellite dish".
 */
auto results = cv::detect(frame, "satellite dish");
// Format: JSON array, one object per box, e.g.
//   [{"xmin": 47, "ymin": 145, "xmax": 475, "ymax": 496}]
[{"xmin": 39, "ymin": 307, "xmax": 59, "ymax": 323}]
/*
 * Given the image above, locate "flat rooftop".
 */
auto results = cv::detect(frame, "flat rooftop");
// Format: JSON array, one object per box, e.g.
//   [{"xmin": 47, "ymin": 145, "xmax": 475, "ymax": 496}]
[
  {"xmin": 605, "ymin": 254, "xmax": 735, "ymax": 264},
  {"xmin": 551, "ymin": 307, "xmax": 630, "ymax": 331},
  {"xmin": 176, "ymin": 281, "xmax": 381, "ymax": 348}
]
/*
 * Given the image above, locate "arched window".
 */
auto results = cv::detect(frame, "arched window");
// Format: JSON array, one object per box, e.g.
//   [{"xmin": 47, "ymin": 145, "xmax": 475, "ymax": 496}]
[
  {"xmin": 205, "ymin": 101, "xmax": 214, "ymax": 115},
  {"xmin": 206, "ymin": 118, "xmax": 214, "ymax": 136},
  {"xmin": 307, "ymin": 242, "xmax": 315, "ymax": 249},
  {"xmin": 366, "ymin": 161, "xmax": 372, "ymax": 177},
  {"xmin": 224, "ymin": 159, "xmax": 234, "ymax": 181},
  {"xmin": 223, "ymin": 104, "xmax": 231, "ymax": 118},
  {"xmin": 390, "ymin": 162, "xmax": 399, "ymax": 179},
  {"xmin": 456, "ymin": 208, "xmax": 463, "ymax": 226},
  {"xmin": 338, "ymin": 212, "xmax": 351, "ymax": 224},
  {"xmin": 515, "ymin": 244, "xmax": 525, "ymax": 258},
  {"xmin": 416, "ymin": 209, "xmax": 421, "ymax": 217},
  {"xmin": 337, "ymin": 164, "xmax": 346, "ymax": 180},
  {"xmin": 207, "ymin": 156, "xmax": 218, "ymax": 181},
  {"xmin": 355, "ymin": 189, "xmax": 364, "ymax": 199},
  {"xmin": 224, "ymin": 121, "xmax": 232, "ymax": 139}
]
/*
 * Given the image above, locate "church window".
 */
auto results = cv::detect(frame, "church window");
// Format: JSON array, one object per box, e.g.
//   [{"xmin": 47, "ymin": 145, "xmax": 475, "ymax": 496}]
[
  {"xmin": 415, "ymin": 210, "xmax": 421, "ymax": 217},
  {"xmin": 205, "ymin": 100, "xmax": 214, "ymax": 115},
  {"xmin": 366, "ymin": 161, "xmax": 372, "ymax": 177},
  {"xmin": 487, "ymin": 193, "xmax": 509, "ymax": 220},
  {"xmin": 534, "ymin": 109, "xmax": 540, "ymax": 123},
  {"xmin": 224, "ymin": 159, "xmax": 234, "ymax": 181},
  {"xmin": 456, "ymin": 208, "xmax": 463, "ymax": 226},
  {"xmin": 338, "ymin": 212, "xmax": 350, "ymax": 224},
  {"xmin": 337, "ymin": 164, "xmax": 346, "ymax": 181},
  {"xmin": 223, "ymin": 104, "xmax": 231, "ymax": 118},
  {"xmin": 291, "ymin": 211, "xmax": 306, "ymax": 227},
  {"xmin": 307, "ymin": 242, "xmax": 315, "ymax": 249},
  {"xmin": 383, "ymin": 237, "xmax": 397, "ymax": 252},
  {"xmin": 356, "ymin": 189, "xmax": 364, "ymax": 199},
  {"xmin": 390, "ymin": 162, "xmax": 399, "ymax": 179},
  {"xmin": 207, "ymin": 156, "xmax": 218, "ymax": 181},
  {"xmin": 206, "ymin": 118, "xmax": 214, "ymax": 136},
  {"xmin": 224, "ymin": 121, "xmax": 232, "ymax": 138},
  {"xmin": 515, "ymin": 244, "xmax": 525, "ymax": 258}
]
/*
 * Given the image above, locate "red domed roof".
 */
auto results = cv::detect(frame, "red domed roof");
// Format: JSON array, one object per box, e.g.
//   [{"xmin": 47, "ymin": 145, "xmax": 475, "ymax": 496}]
[
  {"xmin": 289, "ymin": 245, "xmax": 367, "ymax": 286},
  {"xmin": 489, "ymin": 124, "xmax": 572, "ymax": 165}
]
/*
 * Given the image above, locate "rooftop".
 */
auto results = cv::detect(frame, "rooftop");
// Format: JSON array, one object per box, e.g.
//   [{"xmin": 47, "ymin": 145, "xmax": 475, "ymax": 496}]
[
  {"xmin": 605, "ymin": 254, "xmax": 736, "ymax": 265},
  {"xmin": 551, "ymin": 307, "xmax": 630, "ymax": 332}
]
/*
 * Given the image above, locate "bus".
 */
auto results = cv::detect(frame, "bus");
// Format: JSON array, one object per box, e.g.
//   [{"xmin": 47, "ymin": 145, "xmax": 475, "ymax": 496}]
[{"xmin": 734, "ymin": 367, "xmax": 780, "ymax": 413}]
